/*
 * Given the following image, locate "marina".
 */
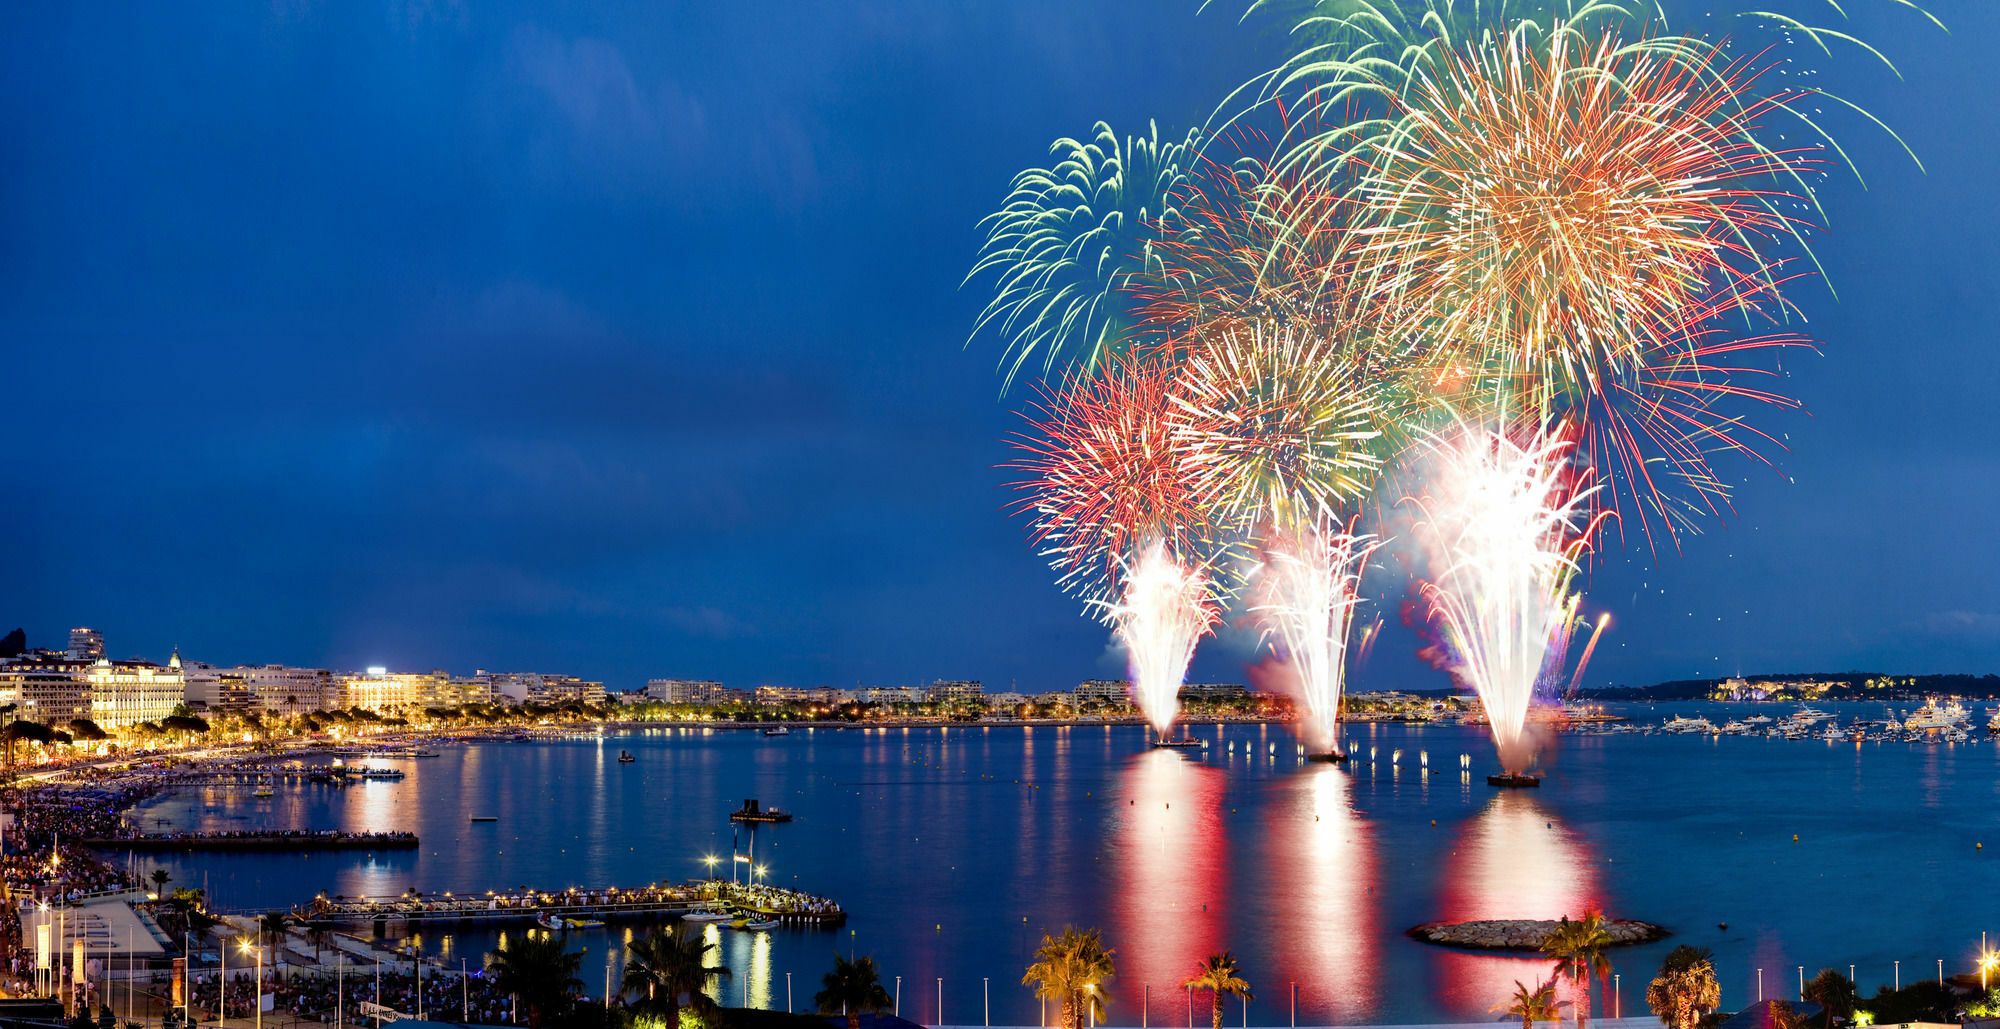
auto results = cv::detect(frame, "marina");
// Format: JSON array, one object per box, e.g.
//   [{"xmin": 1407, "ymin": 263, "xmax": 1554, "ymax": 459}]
[{"xmin": 302, "ymin": 880, "xmax": 845, "ymax": 927}]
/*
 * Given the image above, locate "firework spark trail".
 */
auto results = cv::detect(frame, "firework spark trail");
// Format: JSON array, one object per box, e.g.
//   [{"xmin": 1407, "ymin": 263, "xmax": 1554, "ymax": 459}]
[
  {"xmin": 1411, "ymin": 421, "xmax": 1605, "ymax": 773},
  {"xmin": 1565, "ymin": 612, "xmax": 1612, "ymax": 696},
  {"xmin": 1252, "ymin": 521, "xmax": 1382, "ymax": 755},
  {"xmin": 1100, "ymin": 539, "xmax": 1223, "ymax": 737}
]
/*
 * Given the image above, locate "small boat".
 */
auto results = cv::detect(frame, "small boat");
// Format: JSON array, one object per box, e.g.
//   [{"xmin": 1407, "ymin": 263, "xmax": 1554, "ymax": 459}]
[
  {"xmin": 252, "ymin": 788, "xmax": 275, "ymax": 798},
  {"xmin": 617, "ymin": 751, "xmax": 636, "ymax": 764},
  {"xmin": 469, "ymin": 816, "xmax": 498, "ymax": 823},
  {"xmin": 762, "ymin": 727, "xmax": 791, "ymax": 737},
  {"xmin": 564, "ymin": 918, "xmax": 605, "ymax": 929},
  {"xmin": 1150, "ymin": 734, "xmax": 1207, "ymax": 749},
  {"xmin": 681, "ymin": 909, "xmax": 733, "ymax": 923},
  {"xmin": 536, "ymin": 912, "xmax": 564, "ymax": 931},
  {"xmin": 412, "ymin": 751, "xmax": 440, "ymax": 759},
  {"xmin": 738, "ymin": 918, "xmax": 781, "ymax": 931},
  {"xmin": 358, "ymin": 768, "xmax": 406, "ymax": 780}
]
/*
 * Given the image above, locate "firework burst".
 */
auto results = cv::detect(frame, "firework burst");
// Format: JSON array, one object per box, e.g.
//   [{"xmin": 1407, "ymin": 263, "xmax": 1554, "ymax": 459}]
[
  {"xmin": 1171, "ymin": 323, "xmax": 1387, "ymax": 531},
  {"xmin": 967, "ymin": 121, "xmax": 1199, "ymax": 389}
]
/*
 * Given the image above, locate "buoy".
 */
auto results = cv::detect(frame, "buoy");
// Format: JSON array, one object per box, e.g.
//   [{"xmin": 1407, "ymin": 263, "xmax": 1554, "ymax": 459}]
[{"xmin": 1792, "ymin": 834, "xmax": 1798, "ymax": 842}]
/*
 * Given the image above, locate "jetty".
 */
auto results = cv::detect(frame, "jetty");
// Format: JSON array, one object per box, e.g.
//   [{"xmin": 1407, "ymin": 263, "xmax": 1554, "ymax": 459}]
[
  {"xmin": 301, "ymin": 880, "xmax": 844, "ymax": 927},
  {"xmin": 81, "ymin": 830, "xmax": 418, "ymax": 851}
]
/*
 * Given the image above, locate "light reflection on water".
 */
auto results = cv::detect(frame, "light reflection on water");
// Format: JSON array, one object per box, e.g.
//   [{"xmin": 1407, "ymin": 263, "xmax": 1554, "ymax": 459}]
[{"xmin": 109, "ymin": 710, "xmax": 2000, "ymax": 1026}]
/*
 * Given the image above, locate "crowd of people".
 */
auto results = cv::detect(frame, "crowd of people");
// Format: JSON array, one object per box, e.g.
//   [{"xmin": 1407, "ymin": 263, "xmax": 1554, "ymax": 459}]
[{"xmin": 186, "ymin": 967, "xmax": 521, "ymax": 1025}]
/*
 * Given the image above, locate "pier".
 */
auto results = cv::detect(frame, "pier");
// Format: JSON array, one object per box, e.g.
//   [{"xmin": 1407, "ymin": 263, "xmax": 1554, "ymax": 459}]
[
  {"xmin": 81, "ymin": 830, "xmax": 418, "ymax": 851},
  {"xmin": 301, "ymin": 880, "xmax": 845, "ymax": 927}
]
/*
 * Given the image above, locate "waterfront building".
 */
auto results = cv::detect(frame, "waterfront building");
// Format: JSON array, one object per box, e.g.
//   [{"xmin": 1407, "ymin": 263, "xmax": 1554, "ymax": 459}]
[
  {"xmin": 66, "ymin": 627, "xmax": 104, "ymax": 662},
  {"xmin": 985, "ymin": 691, "xmax": 1029, "ymax": 709},
  {"xmin": 0, "ymin": 659, "xmax": 92, "ymax": 726},
  {"xmin": 855, "ymin": 686, "xmax": 924, "ymax": 705},
  {"xmin": 487, "ymin": 672, "xmax": 605, "ymax": 706},
  {"xmin": 241, "ymin": 664, "xmax": 335, "ymax": 714},
  {"xmin": 86, "ymin": 656, "xmax": 184, "ymax": 729},
  {"xmin": 180, "ymin": 660, "xmax": 249, "ymax": 714},
  {"xmin": 441, "ymin": 672, "xmax": 496, "ymax": 707},
  {"xmin": 1074, "ymin": 679, "xmax": 1130, "ymax": 705},
  {"xmin": 755, "ymin": 685, "xmax": 844, "ymax": 706},
  {"xmin": 646, "ymin": 678, "xmax": 733, "ymax": 704},
  {"xmin": 612, "ymin": 690, "xmax": 648, "ymax": 706},
  {"xmin": 338, "ymin": 669, "xmax": 425, "ymax": 712},
  {"xmin": 925, "ymin": 680, "xmax": 984, "ymax": 705},
  {"xmin": 1179, "ymin": 682, "xmax": 1248, "ymax": 701},
  {"xmin": 1034, "ymin": 690, "xmax": 1076, "ymax": 708}
]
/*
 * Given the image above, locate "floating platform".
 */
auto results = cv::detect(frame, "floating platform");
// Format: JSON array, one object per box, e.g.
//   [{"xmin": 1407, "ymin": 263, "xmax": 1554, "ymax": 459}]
[
  {"xmin": 1149, "ymin": 736, "xmax": 1206, "ymax": 750},
  {"xmin": 1486, "ymin": 773, "xmax": 1542, "ymax": 788},
  {"xmin": 1304, "ymin": 752, "xmax": 1350, "ymax": 764},
  {"xmin": 730, "ymin": 798, "xmax": 793, "ymax": 823}
]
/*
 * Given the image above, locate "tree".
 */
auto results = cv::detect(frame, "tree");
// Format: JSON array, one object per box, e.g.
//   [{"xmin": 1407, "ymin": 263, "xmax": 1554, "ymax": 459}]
[
  {"xmin": 150, "ymin": 869, "xmax": 171, "ymax": 893},
  {"xmin": 1185, "ymin": 952, "xmax": 1253, "ymax": 1029},
  {"xmin": 1766, "ymin": 1000, "xmax": 1807, "ymax": 1029},
  {"xmin": 0, "ymin": 628, "xmax": 25, "ymax": 658},
  {"xmin": 1496, "ymin": 977, "xmax": 1568, "ymax": 1029},
  {"xmin": 258, "ymin": 911, "xmax": 289, "ymax": 950},
  {"xmin": 3, "ymin": 718, "xmax": 55, "ymax": 773},
  {"xmin": 815, "ymin": 953, "xmax": 892, "ymax": 1029},
  {"xmin": 625, "ymin": 927, "xmax": 732, "ymax": 1029},
  {"xmin": 304, "ymin": 922, "xmax": 333, "ymax": 966},
  {"xmin": 1023, "ymin": 927, "xmax": 1116, "ymax": 1029},
  {"xmin": 1803, "ymin": 970, "xmax": 1856, "ymax": 1029},
  {"xmin": 68, "ymin": 719, "xmax": 108, "ymax": 741},
  {"xmin": 1648, "ymin": 947, "xmax": 1721, "ymax": 1029},
  {"xmin": 485, "ymin": 933, "xmax": 583, "ymax": 1029},
  {"xmin": 1543, "ymin": 912, "xmax": 1614, "ymax": 1029}
]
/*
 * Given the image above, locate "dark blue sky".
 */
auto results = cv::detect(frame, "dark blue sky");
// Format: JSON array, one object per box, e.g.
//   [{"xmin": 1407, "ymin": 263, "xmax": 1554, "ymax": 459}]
[{"xmin": 2, "ymin": 2, "xmax": 1993, "ymax": 693}]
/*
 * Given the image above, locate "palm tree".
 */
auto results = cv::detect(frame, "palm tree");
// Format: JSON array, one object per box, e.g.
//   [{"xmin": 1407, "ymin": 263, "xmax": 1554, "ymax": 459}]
[
  {"xmin": 625, "ymin": 928, "xmax": 732, "ymax": 1029},
  {"xmin": 486, "ymin": 933, "xmax": 583, "ymax": 1028},
  {"xmin": 1023, "ymin": 927, "xmax": 1115, "ymax": 1029},
  {"xmin": 1647, "ymin": 946, "xmax": 1721, "ymax": 1029},
  {"xmin": 1803, "ymin": 969, "xmax": 1857, "ymax": 1029},
  {"xmin": 815, "ymin": 954, "xmax": 892, "ymax": 1029},
  {"xmin": 304, "ymin": 922, "xmax": 333, "ymax": 966},
  {"xmin": 150, "ymin": 869, "xmax": 171, "ymax": 894},
  {"xmin": 258, "ymin": 911, "xmax": 289, "ymax": 950},
  {"xmin": 1184, "ymin": 952, "xmax": 1253, "ymax": 1029},
  {"xmin": 1494, "ymin": 977, "xmax": 1567, "ymax": 1029},
  {"xmin": 1543, "ymin": 911, "xmax": 1614, "ymax": 1029}
]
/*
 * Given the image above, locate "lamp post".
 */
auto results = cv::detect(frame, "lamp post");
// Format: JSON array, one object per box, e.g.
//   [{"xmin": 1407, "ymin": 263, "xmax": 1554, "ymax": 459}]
[
  {"xmin": 1895, "ymin": 961, "xmax": 1900, "ymax": 992},
  {"xmin": 1616, "ymin": 974, "xmax": 1622, "ymax": 1019},
  {"xmin": 238, "ymin": 939, "xmax": 262, "ymax": 1029}
]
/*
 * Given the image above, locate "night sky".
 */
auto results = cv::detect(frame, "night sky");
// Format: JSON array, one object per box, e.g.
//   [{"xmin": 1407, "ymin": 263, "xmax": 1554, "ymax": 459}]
[{"xmin": 3, "ymin": 2, "xmax": 1994, "ymax": 694}]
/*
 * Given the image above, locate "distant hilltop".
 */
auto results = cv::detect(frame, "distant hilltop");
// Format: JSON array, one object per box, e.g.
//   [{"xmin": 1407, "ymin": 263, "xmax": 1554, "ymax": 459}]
[{"xmin": 1578, "ymin": 672, "xmax": 2000, "ymax": 702}]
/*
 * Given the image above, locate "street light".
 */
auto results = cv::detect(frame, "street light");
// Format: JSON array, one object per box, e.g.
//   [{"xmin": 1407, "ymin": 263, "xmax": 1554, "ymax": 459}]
[
  {"xmin": 702, "ymin": 855, "xmax": 720, "ymax": 881},
  {"xmin": 1979, "ymin": 950, "xmax": 1998, "ymax": 991},
  {"xmin": 239, "ymin": 938, "xmax": 263, "ymax": 1029}
]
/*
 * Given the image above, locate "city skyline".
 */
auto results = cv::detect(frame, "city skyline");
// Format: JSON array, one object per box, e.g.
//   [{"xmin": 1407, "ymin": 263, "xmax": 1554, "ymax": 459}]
[{"xmin": 4, "ymin": 3, "xmax": 1997, "ymax": 693}]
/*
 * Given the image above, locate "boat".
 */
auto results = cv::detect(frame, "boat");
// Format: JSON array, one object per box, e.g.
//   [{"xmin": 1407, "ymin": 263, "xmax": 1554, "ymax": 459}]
[
  {"xmin": 536, "ymin": 912, "xmax": 564, "ymax": 931},
  {"xmin": 1742, "ymin": 714, "xmax": 1774, "ymax": 725},
  {"xmin": 469, "ymin": 815, "xmax": 498, "ymax": 823},
  {"xmin": 1149, "ymin": 735, "xmax": 1207, "ymax": 749},
  {"xmin": 1787, "ymin": 706, "xmax": 1832, "ymax": 725},
  {"xmin": 412, "ymin": 751, "xmax": 440, "ymax": 759},
  {"xmin": 617, "ymin": 750, "xmax": 636, "ymax": 764},
  {"xmin": 763, "ymin": 727, "xmax": 791, "ymax": 737},
  {"xmin": 738, "ymin": 918, "xmax": 781, "ymax": 931},
  {"xmin": 252, "ymin": 788, "xmax": 275, "ymax": 798},
  {"xmin": 1906, "ymin": 699, "xmax": 1969, "ymax": 732},
  {"xmin": 730, "ymin": 799, "xmax": 793, "ymax": 823},
  {"xmin": 564, "ymin": 918, "xmax": 605, "ymax": 929},
  {"xmin": 681, "ymin": 909, "xmax": 733, "ymax": 923},
  {"xmin": 358, "ymin": 767, "xmax": 406, "ymax": 780},
  {"xmin": 1660, "ymin": 716, "xmax": 1716, "ymax": 734}
]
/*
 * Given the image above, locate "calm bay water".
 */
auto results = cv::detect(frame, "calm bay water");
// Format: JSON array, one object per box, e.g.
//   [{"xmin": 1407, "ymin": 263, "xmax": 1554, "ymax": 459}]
[{"xmin": 108, "ymin": 703, "xmax": 2000, "ymax": 1026}]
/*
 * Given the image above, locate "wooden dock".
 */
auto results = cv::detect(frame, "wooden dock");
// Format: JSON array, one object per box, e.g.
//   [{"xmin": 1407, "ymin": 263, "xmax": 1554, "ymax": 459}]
[{"xmin": 300, "ymin": 880, "xmax": 844, "ymax": 927}]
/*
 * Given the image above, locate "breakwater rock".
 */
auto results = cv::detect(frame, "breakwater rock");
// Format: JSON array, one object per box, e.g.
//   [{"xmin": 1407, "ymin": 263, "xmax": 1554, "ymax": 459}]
[{"xmin": 1407, "ymin": 918, "xmax": 1667, "ymax": 950}]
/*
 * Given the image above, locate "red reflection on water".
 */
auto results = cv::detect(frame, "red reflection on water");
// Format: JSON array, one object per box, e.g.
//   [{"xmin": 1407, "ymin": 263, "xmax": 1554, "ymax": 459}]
[
  {"xmin": 1113, "ymin": 749, "xmax": 1228, "ymax": 1025},
  {"xmin": 1266, "ymin": 767, "xmax": 1378, "ymax": 1024},
  {"xmin": 1432, "ymin": 791, "xmax": 1600, "ymax": 1020}
]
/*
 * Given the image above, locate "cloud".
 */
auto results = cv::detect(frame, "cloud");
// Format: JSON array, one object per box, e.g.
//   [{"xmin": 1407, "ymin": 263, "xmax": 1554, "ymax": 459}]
[{"xmin": 1916, "ymin": 610, "xmax": 2000, "ymax": 642}]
